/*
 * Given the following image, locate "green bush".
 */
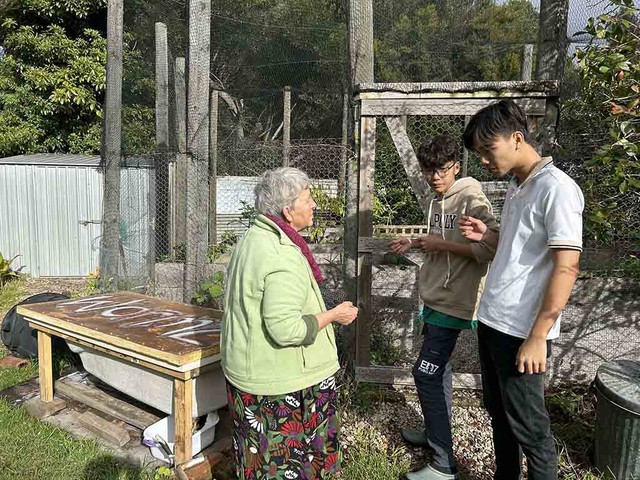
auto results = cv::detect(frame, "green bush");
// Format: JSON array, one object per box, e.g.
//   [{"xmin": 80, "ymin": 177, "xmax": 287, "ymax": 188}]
[{"xmin": 0, "ymin": 253, "xmax": 23, "ymax": 287}]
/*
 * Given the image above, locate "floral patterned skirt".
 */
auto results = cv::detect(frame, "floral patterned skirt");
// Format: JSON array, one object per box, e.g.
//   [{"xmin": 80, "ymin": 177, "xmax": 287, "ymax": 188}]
[{"xmin": 226, "ymin": 376, "xmax": 342, "ymax": 480}]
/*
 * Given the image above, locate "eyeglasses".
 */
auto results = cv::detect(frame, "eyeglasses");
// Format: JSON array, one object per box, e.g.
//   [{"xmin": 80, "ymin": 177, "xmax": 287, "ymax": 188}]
[{"xmin": 424, "ymin": 162, "xmax": 458, "ymax": 178}]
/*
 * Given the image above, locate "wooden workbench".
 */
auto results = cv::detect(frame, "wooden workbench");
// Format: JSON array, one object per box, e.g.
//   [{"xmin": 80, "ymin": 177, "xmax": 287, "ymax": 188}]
[{"xmin": 18, "ymin": 292, "xmax": 223, "ymax": 465}]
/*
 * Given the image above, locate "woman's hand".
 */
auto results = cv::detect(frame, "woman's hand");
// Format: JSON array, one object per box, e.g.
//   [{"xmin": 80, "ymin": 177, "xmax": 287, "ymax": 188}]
[
  {"xmin": 459, "ymin": 215, "xmax": 487, "ymax": 242},
  {"xmin": 331, "ymin": 301, "xmax": 358, "ymax": 325},
  {"xmin": 390, "ymin": 237, "xmax": 412, "ymax": 254}
]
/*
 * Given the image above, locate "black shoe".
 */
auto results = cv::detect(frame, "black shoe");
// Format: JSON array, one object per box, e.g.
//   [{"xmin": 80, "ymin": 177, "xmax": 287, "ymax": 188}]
[{"xmin": 401, "ymin": 428, "xmax": 429, "ymax": 448}]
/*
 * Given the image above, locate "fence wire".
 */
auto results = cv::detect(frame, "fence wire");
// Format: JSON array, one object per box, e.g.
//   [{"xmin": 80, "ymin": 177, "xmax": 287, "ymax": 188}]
[{"xmin": 98, "ymin": 0, "xmax": 639, "ymax": 385}]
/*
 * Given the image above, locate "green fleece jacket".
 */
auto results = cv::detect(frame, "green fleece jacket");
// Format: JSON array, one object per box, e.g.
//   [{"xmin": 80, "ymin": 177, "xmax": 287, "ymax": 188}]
[{"xmin": 221, "ymin": 215, "xmax": 339, "ymax": 396}]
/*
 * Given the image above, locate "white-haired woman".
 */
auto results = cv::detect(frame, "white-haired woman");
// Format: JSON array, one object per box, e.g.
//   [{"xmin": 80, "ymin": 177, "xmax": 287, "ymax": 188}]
[{"xmin": 221, "ymin": 167, "xmax": 358, "ymax": 479}]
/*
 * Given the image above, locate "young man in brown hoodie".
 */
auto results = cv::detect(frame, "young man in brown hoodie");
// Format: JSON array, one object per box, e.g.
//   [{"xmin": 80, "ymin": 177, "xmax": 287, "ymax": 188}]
[{"xmin": 390, "ymin": 135, "xmax": 498, "ymax": 480}]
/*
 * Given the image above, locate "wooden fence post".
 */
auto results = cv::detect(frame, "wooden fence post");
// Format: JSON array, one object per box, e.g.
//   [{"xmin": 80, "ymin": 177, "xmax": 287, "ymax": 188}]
[
  {"xmin": 174, "ymin": 57, "xmax": 187, "ymax": 255},
  {"xmin": 155, "ymin": 22, "xmax": 170, "ymax": 261},
  {"xmin": 184, "ymin": 0, "xmax": 211, "ymax": 302},
  {"xmin": 209, "ymin": 89, "xmax": 219, "ymax": 245},
  {"xmin": 100, "ymin": 0, "xmax": 124, "ymax": 290},
  {"xmin": 283, "ymin": 86, "xmax": 291, "ymax": 167}
]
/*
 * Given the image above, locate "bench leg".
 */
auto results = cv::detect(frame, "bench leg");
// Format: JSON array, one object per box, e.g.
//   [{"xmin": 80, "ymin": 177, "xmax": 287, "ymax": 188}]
[
  {"xmin": 37, "ymin": 331, "xmax": 54, "ymax": 402},
  {"xmin": 174, "ymin": 377, "xmax": 194, "ymax": 465}
]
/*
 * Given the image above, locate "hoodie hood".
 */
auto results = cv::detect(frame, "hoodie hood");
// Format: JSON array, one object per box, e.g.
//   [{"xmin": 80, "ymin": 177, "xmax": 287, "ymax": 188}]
[{"xmin": 440, "ymin": 176, "xmax": 484, "ymax": 202}]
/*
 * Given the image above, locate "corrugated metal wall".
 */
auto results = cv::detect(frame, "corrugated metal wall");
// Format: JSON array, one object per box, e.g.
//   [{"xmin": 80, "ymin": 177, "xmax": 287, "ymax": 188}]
[{"xmin": 0, "ymin": 164, "xmax": 152, "ymax": 277}]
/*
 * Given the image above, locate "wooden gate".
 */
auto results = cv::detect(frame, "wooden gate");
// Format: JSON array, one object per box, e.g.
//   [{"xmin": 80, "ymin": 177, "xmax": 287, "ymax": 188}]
[{"xmin": 352, "ymin": 81, "xmax": 559, "ymax": 386}]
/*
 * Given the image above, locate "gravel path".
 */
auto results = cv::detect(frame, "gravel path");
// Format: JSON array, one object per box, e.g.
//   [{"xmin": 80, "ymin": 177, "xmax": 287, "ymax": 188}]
[{"xmin": 339, "ymin": 383, "xmax": 598, "ymax": 480}]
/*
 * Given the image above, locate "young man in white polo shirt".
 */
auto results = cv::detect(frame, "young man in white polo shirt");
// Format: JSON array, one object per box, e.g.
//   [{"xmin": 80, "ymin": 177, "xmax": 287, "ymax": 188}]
[{"xmin": 460, "ymin": 99, "xmax": 583, "ymax": 480}]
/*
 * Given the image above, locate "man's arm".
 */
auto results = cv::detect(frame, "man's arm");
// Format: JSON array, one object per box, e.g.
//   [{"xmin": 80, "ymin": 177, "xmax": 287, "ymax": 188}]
[
  {"xmin": 415, "ymin": 236, "xmax": 475, "ymax": 258},
  {"xmin": 516, "ymin": 249, "xmax": 581, "ymax": 374}
]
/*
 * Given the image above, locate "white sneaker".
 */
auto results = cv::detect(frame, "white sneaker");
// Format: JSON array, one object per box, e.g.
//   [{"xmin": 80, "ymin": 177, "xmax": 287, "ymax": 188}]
[{"xmin": 406, "ymin": 464, "xmax": 459, "ymax": 480}]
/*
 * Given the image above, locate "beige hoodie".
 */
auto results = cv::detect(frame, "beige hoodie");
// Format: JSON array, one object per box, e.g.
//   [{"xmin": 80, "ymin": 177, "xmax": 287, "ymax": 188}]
[{"xmin": 418, "ymin": 177, "xmax": 498, "ymax": 321}]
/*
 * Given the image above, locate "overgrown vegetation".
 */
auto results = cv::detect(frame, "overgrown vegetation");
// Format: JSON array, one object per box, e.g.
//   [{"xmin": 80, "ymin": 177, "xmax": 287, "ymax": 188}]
[
  {"xmin": 574, "ymin": 0, "xmax": 639, "ymax": 244},
  {"xmin": 0, "ymin": 252, "xmax": 23, "ymax": 287},
  {"xmin": 548, "ymin": 387, "xmax": 604, "ymax": 480},
  {"xmin": 0, "ymin": 0, "xmax": 156, "ymax": 156},
  {"xmin": 558, "ymin": 0, "xmax": 640, "ymax": 278},
  {"xmin": 192, "ymin": 270, "xmax": 225, "ymax": 309}
]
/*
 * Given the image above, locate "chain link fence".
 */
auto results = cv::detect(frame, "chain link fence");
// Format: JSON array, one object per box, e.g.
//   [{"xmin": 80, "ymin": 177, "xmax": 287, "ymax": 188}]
[{"xmin": 100, "ymin": 0, "xmax": 638, "ymax": 385}]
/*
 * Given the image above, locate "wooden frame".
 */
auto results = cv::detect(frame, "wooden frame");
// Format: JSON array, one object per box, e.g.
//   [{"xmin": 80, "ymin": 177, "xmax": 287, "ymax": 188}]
[
  {"xmin": 19, "ymin": 292, "xmax": 222, "ymax": 466},
  {"xmin": 353, "ymin": 81, "xmax": 560, "ymax": 385}
]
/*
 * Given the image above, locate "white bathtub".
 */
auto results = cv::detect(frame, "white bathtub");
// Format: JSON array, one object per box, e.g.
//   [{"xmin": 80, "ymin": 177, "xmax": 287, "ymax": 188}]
[{"xmin": 67, "ymin": 342, "xmax": 228, "ymax": 417}]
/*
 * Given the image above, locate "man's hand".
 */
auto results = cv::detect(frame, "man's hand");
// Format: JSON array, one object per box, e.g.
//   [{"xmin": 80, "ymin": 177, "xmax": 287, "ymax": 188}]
[
  {"xmin": 416, "ymin": 236, "xmax": 444, "ymax": 252},
  {"xmin": 516, "ymin": 336, "xmax": 547, "ymax": 374},
  {"xmin": 390, "ymin": 237, "xmax": 412, "ymax": 254},
  {"xmin": 459, "ymin": 215, "xmax": 487, "ymax": 242}
]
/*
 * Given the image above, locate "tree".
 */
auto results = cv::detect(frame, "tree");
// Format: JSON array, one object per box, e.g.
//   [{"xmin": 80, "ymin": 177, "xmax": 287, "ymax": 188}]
[
  {"xmin": 0, "ymin": 0, "xmax": 107, "ymax": 156},
  {"xmin": 374, "ymin": 0, "xmax": 538, "ymax": 83}
]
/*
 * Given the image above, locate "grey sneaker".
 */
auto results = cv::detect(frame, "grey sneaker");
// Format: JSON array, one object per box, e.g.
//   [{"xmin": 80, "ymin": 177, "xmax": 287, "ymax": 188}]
[
  {"xmin": 401, "ymin": 428, "xmax": 429, "ymax": 448},
  {"xmin": 406, "ymin": 464, "xmax": 459, "ymax": 480}
]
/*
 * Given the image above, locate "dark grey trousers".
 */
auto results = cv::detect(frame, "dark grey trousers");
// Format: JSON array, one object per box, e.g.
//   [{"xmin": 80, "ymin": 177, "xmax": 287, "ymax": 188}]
[
  {"xmin": 412, "ymin": 322, "xmax": 461, "ymax": 474},
  {"xmin": 478, "ymin": 322, "xmax": 558, "ymax": 480}
]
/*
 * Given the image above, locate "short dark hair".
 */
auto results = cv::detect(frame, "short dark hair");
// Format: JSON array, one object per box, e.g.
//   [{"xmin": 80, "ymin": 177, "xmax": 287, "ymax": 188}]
[
  {"xmin": 417, "ymin": 135, "xmax": 459, "ymax": 171},
  {"xmin": 463, "ymin": 99, "xmax": 530, "ymax": 151}
]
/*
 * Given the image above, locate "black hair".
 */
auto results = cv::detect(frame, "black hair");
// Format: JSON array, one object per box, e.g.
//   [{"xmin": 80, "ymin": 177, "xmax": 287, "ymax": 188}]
[
  {"xmin": 463, "ymin": 99, "xmax": 530, "ymax": 152},
  {"xmin": 417, "ymin": 135, "xmax": 460, "ymax": 171}
]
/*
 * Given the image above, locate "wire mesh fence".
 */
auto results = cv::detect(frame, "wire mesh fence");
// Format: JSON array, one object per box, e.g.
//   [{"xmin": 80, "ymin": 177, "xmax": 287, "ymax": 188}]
[
  {"xmin": 97, "ymin": 0, "xmax": 639, "ymax": 385},
  {"xmin": 365, "ymin": 107, "xmax": 639, "ymax": 385}
]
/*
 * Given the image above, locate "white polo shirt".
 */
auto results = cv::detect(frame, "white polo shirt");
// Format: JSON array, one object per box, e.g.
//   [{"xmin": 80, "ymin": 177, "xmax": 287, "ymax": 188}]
[{"xmin": 477, "ymin": 157, "xmax": 584, "ymax": 340}]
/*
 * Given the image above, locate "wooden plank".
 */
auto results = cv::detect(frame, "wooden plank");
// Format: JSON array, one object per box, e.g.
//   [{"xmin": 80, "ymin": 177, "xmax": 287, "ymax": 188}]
[
  {"xmin": 356, "ymin": 366, "xmax": 482, "ymax": 389},
  {"xmin": 362, "ymin": 98, "xmax": 547, "ymax": 117},
  {"xmin": 359, "ymin": 236, "xmax": 392, "ymax": 254},
  {"xmin": 174, "ymin": 378, "xmax": 194, "ymax": 465},
  {"xmin": 384, "ymin": 116, "xmax": 431, "ymax": 214},
  {"xmin": 24, "ymin": 397, "xmax": 66, "ymax": 419},
  {"xmin": 19, "ymin": 292, "xmax": 222, "ymax": 366},
  {"xmin": 56, "ymin": 376, "xmax": 161, "ymax": 429},
  {"xmin": 38, "ymin": 331, "xmax": 53, "ymax": 402},
  {"xmin": 355, "ymin": 81, "xmax": 559, "ymax": 96},
  {"xmin": 178, "ymin": 437, "xmax": 232, "ymax": 479},
  {"xmin": 78, "ymin": 410, "xmax": 130, "ymax": 447},
  {"xmin": 356, "ymin": 116, "xmax": 376, "ymax": 368},
  {"xmin": 30, "ymin": 323, "xmax": 197, "ymax": 379},
  {"xmin": 283, "ymin": 86, "xmax": 291, "ymax": 167}
]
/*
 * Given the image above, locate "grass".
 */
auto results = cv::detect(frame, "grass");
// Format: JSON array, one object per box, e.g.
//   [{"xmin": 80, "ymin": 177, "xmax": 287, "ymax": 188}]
[
  {"xmin": 0, "ymin": 399, "xmax": 168, "ymax": 480},
  {"xmin": 340, "ymin": 421, "xmax": 411, "ymax": 480},
  {"xmin": 0, "ymin": 278, "xmax": 170, "ymax": 480},
  {"xmin": 0, "ymin": 277, "xmax": 27, "ymax": 317}
]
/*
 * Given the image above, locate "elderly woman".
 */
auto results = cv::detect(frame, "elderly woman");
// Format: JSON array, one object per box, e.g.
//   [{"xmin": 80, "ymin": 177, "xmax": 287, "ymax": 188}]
[{"xmin": 221, "ymin": 167, "xmax": 357, "ymax": 480}]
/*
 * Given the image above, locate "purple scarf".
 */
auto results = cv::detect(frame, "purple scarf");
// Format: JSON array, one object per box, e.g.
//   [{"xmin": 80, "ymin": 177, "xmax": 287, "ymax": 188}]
[{"xmin": 265, "ymin": 214, "xmax": 325, "ymax": 284}]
